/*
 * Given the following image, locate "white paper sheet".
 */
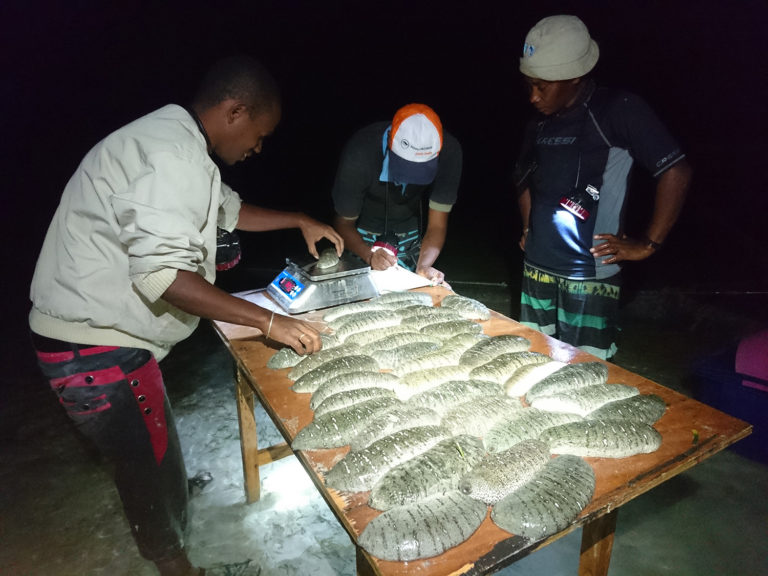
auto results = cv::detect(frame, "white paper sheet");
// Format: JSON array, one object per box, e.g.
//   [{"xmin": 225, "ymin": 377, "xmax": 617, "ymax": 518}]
[
  {"xmin": 232, "ymin": 289, "xmax": 289, "ymax": 315},
  {"xmin": 370, "ymin": 265, "xmax": 432, "ymax": 293}
]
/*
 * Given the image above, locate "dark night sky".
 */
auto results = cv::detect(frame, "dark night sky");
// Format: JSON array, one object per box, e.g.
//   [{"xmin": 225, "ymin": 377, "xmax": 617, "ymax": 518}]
[{"xmin": 2, "ymin": 0, "xmax": 767, "ymax": 341}]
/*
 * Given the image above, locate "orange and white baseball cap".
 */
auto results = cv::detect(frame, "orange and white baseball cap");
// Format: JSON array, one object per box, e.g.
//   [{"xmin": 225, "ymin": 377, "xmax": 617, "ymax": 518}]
[{"xmin": 387, "ymin": 103, "xmax": 443, "ymax": 185}]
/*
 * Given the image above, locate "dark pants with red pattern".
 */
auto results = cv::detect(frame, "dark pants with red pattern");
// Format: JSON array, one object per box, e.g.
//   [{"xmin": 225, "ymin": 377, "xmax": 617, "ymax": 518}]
[{"xmin": 31, "ymin": 333, "xmax": 189, "ymax": 563}]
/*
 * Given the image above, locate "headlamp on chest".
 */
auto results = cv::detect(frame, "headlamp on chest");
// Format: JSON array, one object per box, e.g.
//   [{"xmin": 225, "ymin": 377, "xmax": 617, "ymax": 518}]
[
  {"xmin": 559, "ymin": 184, "xmax": 600, "ymax": 222},
  {"xmin": 371, "ymin": 232, "xmax": 398, "ymax": 257}
]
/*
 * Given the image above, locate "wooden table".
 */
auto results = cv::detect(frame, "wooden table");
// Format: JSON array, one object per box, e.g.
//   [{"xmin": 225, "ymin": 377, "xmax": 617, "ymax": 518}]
[{"xmin": 211, "ymin": 286, "xmax": 751, "ymax": 576}]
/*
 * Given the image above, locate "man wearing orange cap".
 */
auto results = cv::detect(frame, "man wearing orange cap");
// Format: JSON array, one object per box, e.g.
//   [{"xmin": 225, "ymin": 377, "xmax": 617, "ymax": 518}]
[
  {"xmin": 331, "ymin": 103, "xmax": 462, "ymax": 285},
  {"xmin": 514, "ymin": 15, "xmax": 692, "ymax": 359}
]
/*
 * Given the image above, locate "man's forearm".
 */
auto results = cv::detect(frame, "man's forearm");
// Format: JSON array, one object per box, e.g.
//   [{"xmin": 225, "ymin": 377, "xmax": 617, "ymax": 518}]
[
  {"xmin": 518, "ymin": 188, "xmax": 531, "ymax": 230},
  {"xmin": 236, "ymin": 203, "xmax": 308, "ymax": 232},
  {"xmin": 416, "ymin": 244, "xmax": 441, "ymax": 270},
  {"xmin": 416, "ymin": 210, "xmax": 448, "ymax": 270},
  {"xmin": 333, "ymin": 215, "xmax": 372, "ymax": 263},
  {"xmin": 162, "ymin": 270, "xmax": 271, "ymax": 331},
  {"xmin": 645, "ymin": 161, "xmax": 692, "ymax": 244},
  {"xmin": 416, "ymin": 229, "xmax": 445, "ymax": 270}
]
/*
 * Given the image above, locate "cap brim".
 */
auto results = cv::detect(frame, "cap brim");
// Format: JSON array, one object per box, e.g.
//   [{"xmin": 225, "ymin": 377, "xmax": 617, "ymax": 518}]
[{"xmin": 388, "ymin": 153, "xmax": 438, "ymax": 185}]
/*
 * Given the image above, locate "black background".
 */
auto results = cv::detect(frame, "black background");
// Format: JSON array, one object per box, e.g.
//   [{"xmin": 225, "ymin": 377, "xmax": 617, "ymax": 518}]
[{"xmin": 3, "ymin": 0, "xmax": 767, "ymax": 337}]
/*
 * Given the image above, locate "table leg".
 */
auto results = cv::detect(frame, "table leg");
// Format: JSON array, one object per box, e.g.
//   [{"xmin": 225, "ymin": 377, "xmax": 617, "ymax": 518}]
[
  {"xmin": 235, "ymin": 366, "xmax": 261, "ymax": 503},
  {"xmin": 355, "ymin": 545, "xmax": 379, "ymax": 576},
  {"xmin": 578, "ymin": 509, "xmax": 618, "ymax": 576}
]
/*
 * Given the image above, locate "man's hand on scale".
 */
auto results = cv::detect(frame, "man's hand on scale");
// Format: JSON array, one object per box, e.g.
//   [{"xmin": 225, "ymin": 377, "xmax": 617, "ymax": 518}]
[{"xmin": 296, "ymin": 214, "xmax": 344, "ymax": 258}]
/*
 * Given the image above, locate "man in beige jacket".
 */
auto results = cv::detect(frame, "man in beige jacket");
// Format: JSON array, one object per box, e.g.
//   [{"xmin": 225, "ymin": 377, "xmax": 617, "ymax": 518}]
[{"xmin": 28, "ymin": 55, "xmax": 342, "ymax": 576}]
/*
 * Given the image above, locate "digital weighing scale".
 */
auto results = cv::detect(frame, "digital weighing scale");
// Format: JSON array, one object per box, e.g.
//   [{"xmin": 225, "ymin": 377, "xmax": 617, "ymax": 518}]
[{"xmin": 267, "ymin": 252, "xmax": 379, "ymax": 314}]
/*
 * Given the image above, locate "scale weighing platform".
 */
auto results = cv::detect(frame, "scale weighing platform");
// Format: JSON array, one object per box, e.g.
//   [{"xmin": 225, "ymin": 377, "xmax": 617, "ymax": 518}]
[{"xmin": 267, "ymin": 253, "xmax": 379, "ymax": 314}]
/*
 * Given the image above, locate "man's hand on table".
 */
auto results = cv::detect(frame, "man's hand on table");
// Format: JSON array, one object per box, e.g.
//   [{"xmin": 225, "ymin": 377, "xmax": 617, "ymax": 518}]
[
  {"xmin": 268, "ymin": 314, "xmax": 322, "ymax": 355},
  {"xmin": 416, "ymin": 265, "xmax": 451, "ymax": 290}
]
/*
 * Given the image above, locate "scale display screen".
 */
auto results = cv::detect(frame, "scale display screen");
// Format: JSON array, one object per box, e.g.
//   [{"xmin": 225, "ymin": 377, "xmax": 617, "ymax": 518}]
[{"xmin": 272, "ymin": 270, "xmax": 304, "ymax": 300}]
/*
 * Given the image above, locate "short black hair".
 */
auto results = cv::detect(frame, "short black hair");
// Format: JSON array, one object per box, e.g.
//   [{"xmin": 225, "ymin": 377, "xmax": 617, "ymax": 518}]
[{"xmin": 191, "ymin": 55, "xmax": 280, "ymax": 115}]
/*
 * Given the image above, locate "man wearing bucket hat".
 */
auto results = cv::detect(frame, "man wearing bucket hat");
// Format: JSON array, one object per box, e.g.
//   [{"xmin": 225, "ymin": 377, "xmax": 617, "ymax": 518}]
[
  {"xmin": 513, "ymin": 15, "xmax": 692, "ymax": 359},
  {"xmin": 331, "ymin": 103, "xmax": 462, "ymax": 285}
]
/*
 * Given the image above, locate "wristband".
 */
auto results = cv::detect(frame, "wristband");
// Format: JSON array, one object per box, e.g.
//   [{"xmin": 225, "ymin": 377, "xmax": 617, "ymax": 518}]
[{"xmin": 644, "ymin": 237, "xmax": 663, "ymax": 251}]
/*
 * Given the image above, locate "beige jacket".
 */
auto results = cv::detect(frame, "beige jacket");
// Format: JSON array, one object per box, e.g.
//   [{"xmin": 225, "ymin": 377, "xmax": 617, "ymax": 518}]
[{"xmin": 29, "ymin": 104, "xmax": 242, "ymax": 360}]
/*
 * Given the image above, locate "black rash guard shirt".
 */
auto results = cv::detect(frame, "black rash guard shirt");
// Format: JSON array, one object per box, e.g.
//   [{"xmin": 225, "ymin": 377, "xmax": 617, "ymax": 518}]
[
  {"xmin": 514, "ymin": 83, "xmax": 685, "ymax": 279},
  {"xmin": 332, "ymin": 121, "xmax": 462, "ymax": 234}
]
